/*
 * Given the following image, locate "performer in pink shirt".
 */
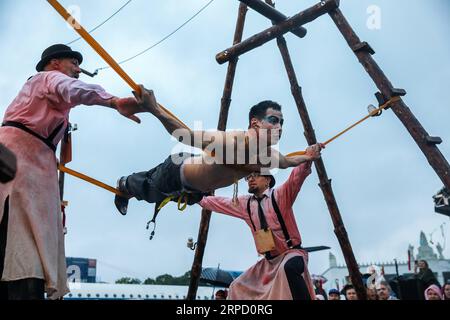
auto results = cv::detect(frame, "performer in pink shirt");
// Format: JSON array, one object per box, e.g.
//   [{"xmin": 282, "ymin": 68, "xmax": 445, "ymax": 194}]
[
  {"xmin": 0, "ymin": 44, "xmax": 147, "ymax": 300},
  {"xmin": 198, "ymin": 160, "xmax": 317, "ymax": 300}
]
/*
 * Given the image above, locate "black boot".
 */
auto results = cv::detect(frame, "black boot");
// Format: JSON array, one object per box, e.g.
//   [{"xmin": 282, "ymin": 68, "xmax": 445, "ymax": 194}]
[{"xmin": 114, "ymin": 176, "xmax": 131, "ymax": 215}]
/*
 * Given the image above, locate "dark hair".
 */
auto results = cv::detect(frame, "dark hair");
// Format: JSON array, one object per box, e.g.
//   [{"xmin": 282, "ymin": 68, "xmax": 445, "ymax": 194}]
[
  {"xmin": 419, "ymin": 260, "xmax": 429, "ymax": 268},
  {"xmin": 443, "ymin": 283, "xmax": 450, "ymax": 300},
  {"xmin": 215, "ymin": 289, "xmax": 228, "ymax": 299},
  {"xmin": 248, "ymin": 100, "xmax": 282, "ymax": 127},
  {"xmin": 342, "ymin": 284, "xmax": 354, "ymax": 294}
]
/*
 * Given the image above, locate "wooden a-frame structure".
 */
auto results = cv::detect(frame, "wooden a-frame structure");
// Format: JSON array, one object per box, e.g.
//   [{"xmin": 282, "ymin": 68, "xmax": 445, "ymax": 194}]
[{"xmin": 187, "ymin": 0, "xmax": 450, "ymax": 300}]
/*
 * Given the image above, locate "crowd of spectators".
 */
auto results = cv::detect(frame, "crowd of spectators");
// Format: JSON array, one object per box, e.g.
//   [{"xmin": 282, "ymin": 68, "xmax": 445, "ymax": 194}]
[{"xmin": 313, "ymin": 259, "xmax": 450, "ymax": 300}]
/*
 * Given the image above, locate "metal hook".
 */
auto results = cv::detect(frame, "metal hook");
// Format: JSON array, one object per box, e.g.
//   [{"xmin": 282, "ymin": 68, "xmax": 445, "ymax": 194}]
[
  {"xmin": 367, "ymin": 104, "xmax": 382, "ymax": 117},
  {"xmin": 146, "ymin": 220, "xmax": 156, "ymax": 240},
  {"xmin": 187, "ymin": 237, "xmax": 197, "ymax": 250}
]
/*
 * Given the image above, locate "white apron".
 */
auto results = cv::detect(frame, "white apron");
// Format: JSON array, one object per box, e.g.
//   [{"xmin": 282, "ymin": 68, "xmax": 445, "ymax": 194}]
[
  {"xmin": 0, "ymin": 127, "xmax": 68, "ymax": 299},
  {"xmin": 227, "ymin": 249, "xmax": 316, "ymax": 300}
]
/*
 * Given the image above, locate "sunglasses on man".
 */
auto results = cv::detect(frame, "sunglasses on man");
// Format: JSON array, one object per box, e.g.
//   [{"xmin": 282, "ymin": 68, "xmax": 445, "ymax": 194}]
[
  {"xmin": 245, "ymin": 172, "xmax": 273, "ymax": 181},
  {"xmin": 245, "ymin": 172, "xmax": 261, "ymax": 181}
]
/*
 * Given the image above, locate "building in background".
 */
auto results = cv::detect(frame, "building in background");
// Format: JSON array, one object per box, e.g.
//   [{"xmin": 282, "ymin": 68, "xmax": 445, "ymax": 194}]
[
  {"xmin": 321, "ymin": 231, "xmax": 450, "ymax": 291},
  {"xmin": 66, "ymin": 257, "xmax": 97, "ymax": 283},
  {"xmin": 63, "ymin": 260, "xmax": 222, "ymax": 300},
  {"xmin": 64, "ymin": 283, "xmax": 216, "ymax": 300}
]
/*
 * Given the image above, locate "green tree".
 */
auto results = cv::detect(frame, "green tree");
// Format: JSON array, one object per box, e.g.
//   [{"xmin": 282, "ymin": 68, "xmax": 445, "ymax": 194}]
[
  {"xmin": 174, "ymin": 271, "xmax": 191, "ymax": 285},
  {"xmin": 142, "ymin": 271, "xmax": 191, "ymax": 285},
  {"xmin": 115, "ymin": 277, "xmax": 141, "ymax": 284},
  {"xmin": 143, "ymin": 278, "xmax": 156, "ymax": 285},
  {"xmin": 155, "ymin": 274, "xmax": 174, "ymax": 285}
]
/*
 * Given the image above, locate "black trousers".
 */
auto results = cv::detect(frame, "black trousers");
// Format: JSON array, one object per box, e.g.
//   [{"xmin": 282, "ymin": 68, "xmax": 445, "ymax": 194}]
[
  {"xmin": 0, "ymin": 197, "xmax": 45, "ymax": 300},
  {"xmin": 284, "ymin": 256, "xmax": 311, "ymax": 300},
  {"xmin": 0, "ymin": 279, "xmax": 45, "ymax": 300},
  {"xmin": 126, "ymin": 153, "xmax": 206, "ymax": 205}
]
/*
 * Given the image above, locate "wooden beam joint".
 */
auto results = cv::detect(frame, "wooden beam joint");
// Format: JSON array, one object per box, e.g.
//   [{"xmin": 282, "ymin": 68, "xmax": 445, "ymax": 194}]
[{"xmin": 351, "ymin": 41, "xmax": 375, "ymax": 55}]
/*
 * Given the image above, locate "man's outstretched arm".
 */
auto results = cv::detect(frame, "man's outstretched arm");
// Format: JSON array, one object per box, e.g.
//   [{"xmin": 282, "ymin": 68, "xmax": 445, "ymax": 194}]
[
  {"xmin": 134, "ymin": 85, "xmax": 216, "ymax": 150},
  {"xmin": 198, "ymin": 195, "xmax": 247, "ymax": 220},
  {"xmin": 255, "ymin": 144, "xmax": 323, "ymax": 170},
  {"xmin": 275, "ymin": 144, "xmax": 324, "ymax": 206},
  {"xmin": 48, "ymin": 71, "xmax": 145, "ymax": 123},
  {"xmin": 133, "ymin": 85, "xmax": 187, "ymax": 134}
]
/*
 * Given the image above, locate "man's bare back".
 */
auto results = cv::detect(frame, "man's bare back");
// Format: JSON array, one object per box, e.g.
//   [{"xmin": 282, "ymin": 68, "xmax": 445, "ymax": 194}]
[{"xmin": 182, "ymin": 157, "xmax": 253, "ymax": 192}]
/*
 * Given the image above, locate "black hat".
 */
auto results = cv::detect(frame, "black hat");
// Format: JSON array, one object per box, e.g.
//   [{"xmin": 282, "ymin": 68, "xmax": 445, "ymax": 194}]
[
  {"xmin": 36, "ymin": 44, "xmax": 83, "ymax": 72},
  {"xmin": 260, "ymin": 174, "xmax": 276, "ymax": 189}
]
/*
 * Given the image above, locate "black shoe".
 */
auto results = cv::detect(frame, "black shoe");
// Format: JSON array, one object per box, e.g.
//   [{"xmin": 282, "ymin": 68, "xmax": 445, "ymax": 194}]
[{"xmin": 115, "ymin": 176, "xmax": 130, "ymax": 216}]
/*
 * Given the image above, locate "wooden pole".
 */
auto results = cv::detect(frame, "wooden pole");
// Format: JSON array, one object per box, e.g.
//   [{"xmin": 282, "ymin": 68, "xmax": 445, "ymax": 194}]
[
  {"xmin": 47, "ymin": 0, "xmax": 189, "ymax": 130},
  {"xmin": 186, "ymin": 3, "xmax": 249, "ymax": 300},
  {"xmin": 265, "ymin": 0, "xmax": 366, "ymax": 301},
  {"xmin": 58, "ymin": 164, "xmax": 124, "ymax": 196},
  {"xmin": 328, "ymin": 8, "xmax": 450, "ymax": 191},
  {"xmin": 238, "ymin": 0, "xmax": 307, "ymax": 38},
  {"xmin": 216, "ymin": 0, "xmax": 340, "ymax": 64},
  {"xmin": 47, "ymin": 0, "xmax": 139, "ymax": 92}
]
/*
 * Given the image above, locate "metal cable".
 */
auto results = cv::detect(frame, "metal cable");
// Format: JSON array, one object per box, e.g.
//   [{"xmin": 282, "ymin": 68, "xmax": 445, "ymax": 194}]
[
  {"xmin": 96, "ymin": 0, "xmax": 216, "ymax": 71},
  {"xmin": 66, "ymin": 0, "xmax": 133, "ymax": 45}
]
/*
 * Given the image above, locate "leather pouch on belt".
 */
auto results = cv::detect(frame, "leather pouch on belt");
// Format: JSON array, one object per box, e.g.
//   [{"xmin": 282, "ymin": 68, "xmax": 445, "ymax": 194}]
[{"xmin": 254, "ymin": 228, "xmax": 276, "ymax": 254}]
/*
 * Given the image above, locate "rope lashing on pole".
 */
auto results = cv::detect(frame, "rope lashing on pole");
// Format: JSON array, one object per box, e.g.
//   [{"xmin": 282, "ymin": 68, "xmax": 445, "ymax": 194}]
[
  {"xmin": 47, "ymin": 0, "xmax": 401, "ymax": 196},
  {"xmin": 47, "ymin": 0, "xmax": 189, "ymax": 131}
]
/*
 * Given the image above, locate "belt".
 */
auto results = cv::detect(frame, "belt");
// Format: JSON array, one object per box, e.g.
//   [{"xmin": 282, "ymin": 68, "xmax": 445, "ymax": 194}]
[
  {"xmin": 265, "ymin": 244, "xmax": 303, "ymax": 260},
  {"xmin": 2, "ymin": 121, "xmax": 63, "ymax": 153}
]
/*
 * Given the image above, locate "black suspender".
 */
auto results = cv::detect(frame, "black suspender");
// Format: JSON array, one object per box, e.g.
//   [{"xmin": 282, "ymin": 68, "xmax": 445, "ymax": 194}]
[
  {"xmin": 271, "ymin": 191, "xmax": 293, "ymax": 248},
  {"xmin": 246, "ymin": 197, "xmax": 257, "ymax": 231},
  {"xmin": 246, "ymin": 191, "xmax": 294, "ymax": 248}
]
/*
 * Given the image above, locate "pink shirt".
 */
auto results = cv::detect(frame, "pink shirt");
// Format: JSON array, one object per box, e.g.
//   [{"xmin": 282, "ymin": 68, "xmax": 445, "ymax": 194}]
[
  {"xmin": 199, "ymin": 162, "xmax": 312, "ymax": 256},
  {"xmin": 3, "ymin": 71, "xmax": 114, "ymax": 146}
]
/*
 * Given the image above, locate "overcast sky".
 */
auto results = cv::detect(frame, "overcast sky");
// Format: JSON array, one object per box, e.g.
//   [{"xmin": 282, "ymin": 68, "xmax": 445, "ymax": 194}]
[{"xmin": 1, "ymin": 0, "xmax": 449, "ymax": 283}]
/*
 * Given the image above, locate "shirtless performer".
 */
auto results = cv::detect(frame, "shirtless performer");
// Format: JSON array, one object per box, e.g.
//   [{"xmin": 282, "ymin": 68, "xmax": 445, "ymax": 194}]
[{"xmin": 114, "ymin": 86, "xmax": 323, "ymax": 215}]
